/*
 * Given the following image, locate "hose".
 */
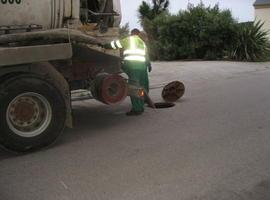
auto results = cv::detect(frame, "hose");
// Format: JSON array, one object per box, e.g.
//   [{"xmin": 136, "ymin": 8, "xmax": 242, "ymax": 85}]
[{"xmin": 0, "ymin": 28, "xmax": 105, "ymax": 45}]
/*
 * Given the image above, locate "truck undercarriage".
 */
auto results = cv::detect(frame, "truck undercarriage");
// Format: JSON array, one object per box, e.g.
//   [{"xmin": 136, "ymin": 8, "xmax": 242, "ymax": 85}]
[{"xmin": 0, "ymin": 0, "xmax": 144, "ymax": 152}]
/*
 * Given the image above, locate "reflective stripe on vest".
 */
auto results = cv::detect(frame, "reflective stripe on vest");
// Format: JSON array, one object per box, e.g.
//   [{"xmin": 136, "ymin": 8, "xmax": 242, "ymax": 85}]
[
  {"xmin": 110, "ymin": 41, "xmax": 117, "ymax": 49},
  {"xmin": 115, "ymin": 40, "xmax": 123, "ymax": 48},
  {"xmin": 124, "ymin": 55, "xmax": 146, "ymax": 62},
  {"xmin": 123, "ymin": 49, "xmax": 146, "ymax": 56},
  {"xmin": 110, "ymin": 40, "xmax": 123, "ymax": 49},
  {"xmin": 123, "ymin": 36, "xmax": 146, "ymax": 60}
]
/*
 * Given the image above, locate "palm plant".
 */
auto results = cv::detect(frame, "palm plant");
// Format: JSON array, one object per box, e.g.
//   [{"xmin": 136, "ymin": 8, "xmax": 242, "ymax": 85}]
[
  {"xmin": 138, "ymin": 0, "xmax": 170, "ymax": 21},
  {"xmin": 229, "ymin": 21, "xmax": 270, "ymax": 61},
  {"xmin": 152, "ymin": 0, "xmax": 170, "ymax": 16}
]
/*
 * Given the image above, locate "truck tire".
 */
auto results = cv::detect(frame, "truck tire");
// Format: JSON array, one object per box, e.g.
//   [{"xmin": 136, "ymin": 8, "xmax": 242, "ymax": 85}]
[{"xmin": 0, "ymin": 74, "xmax": 66, "ymax": 152}]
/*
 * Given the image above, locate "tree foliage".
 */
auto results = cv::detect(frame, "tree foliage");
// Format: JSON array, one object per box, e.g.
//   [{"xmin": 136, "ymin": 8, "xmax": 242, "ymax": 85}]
[
  {"xmin": 138, "ymin": 0, "xmax": 170, "ymax": 22},
  {"xmin": 138, "ymin": 2, "xmax": 270, "ymax": 61}
]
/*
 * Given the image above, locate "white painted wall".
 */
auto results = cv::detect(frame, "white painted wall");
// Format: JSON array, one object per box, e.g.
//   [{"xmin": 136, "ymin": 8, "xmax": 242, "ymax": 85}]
[{"xmin": 255, "ymin": 7, "xmax": 270, "ymax": 38}]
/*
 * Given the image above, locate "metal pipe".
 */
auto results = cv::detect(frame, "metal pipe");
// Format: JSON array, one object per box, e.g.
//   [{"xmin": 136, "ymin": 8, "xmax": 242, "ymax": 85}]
[
  {"xmin": 71, "ymin": 0, "xmax": 80, "ymax": 20},
  {"xmin": 0, "ymin": 28, "xmax": 104, "ymax": 45},
  {"xmin": 88, "ymin": 9, "xmax": 119, "ymax": 16}
]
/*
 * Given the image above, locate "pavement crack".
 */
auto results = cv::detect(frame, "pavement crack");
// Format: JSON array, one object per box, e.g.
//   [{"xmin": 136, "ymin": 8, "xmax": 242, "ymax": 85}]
[{"xmin": 60, "ymin": 180, "xmax": 69, "ymax": 190}]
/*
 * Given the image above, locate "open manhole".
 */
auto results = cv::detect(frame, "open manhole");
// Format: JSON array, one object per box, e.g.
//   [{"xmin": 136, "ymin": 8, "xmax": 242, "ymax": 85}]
[{"xmin": 154, "ymin": 102, "xmax": 175, "ymax": 109}]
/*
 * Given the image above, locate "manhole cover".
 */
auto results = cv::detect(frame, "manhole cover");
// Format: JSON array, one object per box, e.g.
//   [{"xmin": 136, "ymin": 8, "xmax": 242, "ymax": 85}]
[{"xmin": 162, "ymin": 81, "xmax": 185, "ymax": 103}]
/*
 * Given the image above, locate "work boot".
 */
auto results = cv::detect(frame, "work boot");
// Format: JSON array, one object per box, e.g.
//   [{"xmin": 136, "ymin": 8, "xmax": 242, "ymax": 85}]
[{"xmin": 126, "ymin": 110, "xmax": 143, "ymax": 116}]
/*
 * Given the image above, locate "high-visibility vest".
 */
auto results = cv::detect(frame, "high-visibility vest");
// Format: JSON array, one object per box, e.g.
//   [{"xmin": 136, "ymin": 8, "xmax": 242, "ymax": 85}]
[{"xmin": 110, "ymin": 35, "xmax": 147, "ymax": 62}]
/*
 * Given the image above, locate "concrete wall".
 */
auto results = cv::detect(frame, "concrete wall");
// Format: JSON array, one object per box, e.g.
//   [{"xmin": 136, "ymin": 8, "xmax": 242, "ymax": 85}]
[{"xmin": 255, "ymin": 6, "xmax": 270, "ymax": 38}]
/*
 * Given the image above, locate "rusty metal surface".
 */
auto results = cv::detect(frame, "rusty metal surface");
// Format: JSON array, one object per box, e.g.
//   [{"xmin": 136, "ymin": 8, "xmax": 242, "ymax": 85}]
[
  {"xmin": 91, "ymin": 73, "xmax": 128, "ymax": 105},
  {"xmin": 162, "ymin": 81, "xmax": 185, "ymax": 103}
]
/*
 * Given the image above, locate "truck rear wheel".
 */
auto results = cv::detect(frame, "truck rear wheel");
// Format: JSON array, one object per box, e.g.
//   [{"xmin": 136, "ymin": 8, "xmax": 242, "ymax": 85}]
[{"xmin": 0, "ymin": 74, "xmax": 66, "ymax": 152}]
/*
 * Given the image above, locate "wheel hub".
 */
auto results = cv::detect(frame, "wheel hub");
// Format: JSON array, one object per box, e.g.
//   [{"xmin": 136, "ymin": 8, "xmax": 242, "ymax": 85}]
[
  {"xmin": 6, "ymin": 93, "xmax": 52, "ymax": 138},
  {"xmin": 9, "ymin": 97, "xmax": 39, "ymax": 127}
]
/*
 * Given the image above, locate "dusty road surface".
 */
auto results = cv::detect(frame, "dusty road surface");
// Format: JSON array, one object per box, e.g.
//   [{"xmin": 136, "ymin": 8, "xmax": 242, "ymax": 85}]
[{"xmin": 1, "ymin": 61, "xmax": 270, "ymax": 200}]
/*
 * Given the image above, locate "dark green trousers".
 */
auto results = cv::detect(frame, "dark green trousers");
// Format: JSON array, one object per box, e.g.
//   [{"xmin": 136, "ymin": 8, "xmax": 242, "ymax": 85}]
[{"xmin": 122, "ymin": 61, "xmax": 149, "ymax": 112}]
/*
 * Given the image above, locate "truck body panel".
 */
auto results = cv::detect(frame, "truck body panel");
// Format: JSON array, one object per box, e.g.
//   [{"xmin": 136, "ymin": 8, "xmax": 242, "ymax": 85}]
[
  {"xmin": 0, "ymin": 43, "xmax": 72, "ymax": 67},
  {"xmin": 0, "ymin": 0, "xmax": 72, "ymax": 29}
]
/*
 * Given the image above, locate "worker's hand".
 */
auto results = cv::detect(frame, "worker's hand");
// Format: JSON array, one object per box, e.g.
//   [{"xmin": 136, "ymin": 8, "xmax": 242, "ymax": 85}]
[
  {"xmin": 148, "ymin": 63, "xmax": 152, "ymax": 73},
  {"xmin": 98, "ymin": 43, "xmax": 104, "ymax": 48}
]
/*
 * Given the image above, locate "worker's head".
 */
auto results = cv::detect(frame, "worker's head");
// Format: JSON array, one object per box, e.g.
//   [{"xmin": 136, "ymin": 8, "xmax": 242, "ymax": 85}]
[{"xmin": 131, "ymin": 28, "xmax": 141, "ymax": 36}]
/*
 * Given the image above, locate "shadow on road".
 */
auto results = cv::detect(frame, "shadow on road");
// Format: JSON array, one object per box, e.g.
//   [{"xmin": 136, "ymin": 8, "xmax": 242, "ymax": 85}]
[
  {"xmin": 0, "ymin": 98, "xmax": 181, "ymax": 159},
  {"xmin": 0, "ymin": 101, "xmax": 130, "ymax": 160},
  {"xmin": 73, "ymin": 103, "xmax": 128, "ymax": 130}
]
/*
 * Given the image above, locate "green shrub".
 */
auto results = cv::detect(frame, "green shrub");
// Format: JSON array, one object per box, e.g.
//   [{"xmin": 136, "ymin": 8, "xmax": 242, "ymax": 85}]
[
  {"xmin": 139, "ymin": 2, "xmax": 270, "ymax": 61},
  {"xmin": 140, "ymin": 3, "xmax": 238, "ymax": 60},
  {"xmin": 228, "ymin": 21, "xmax": 270, "ymax": 61}
]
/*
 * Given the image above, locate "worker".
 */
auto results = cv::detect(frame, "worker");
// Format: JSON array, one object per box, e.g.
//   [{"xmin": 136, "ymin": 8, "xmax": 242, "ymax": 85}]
[{"xmin": 103, "ymin": 28, "xmax": 152, "ymax": 116}]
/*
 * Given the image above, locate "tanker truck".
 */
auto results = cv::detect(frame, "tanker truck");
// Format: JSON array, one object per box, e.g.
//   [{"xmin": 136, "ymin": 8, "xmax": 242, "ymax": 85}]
[{"xmin": 0, "ymin": 0, "xmax": 143, "ymax": 152}]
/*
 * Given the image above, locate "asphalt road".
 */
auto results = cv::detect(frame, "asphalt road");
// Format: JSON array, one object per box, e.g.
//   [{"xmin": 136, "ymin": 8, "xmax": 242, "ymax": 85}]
[{"xmin": 1, "ymin": 61, "xmax": 270, "ymax": 200}]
